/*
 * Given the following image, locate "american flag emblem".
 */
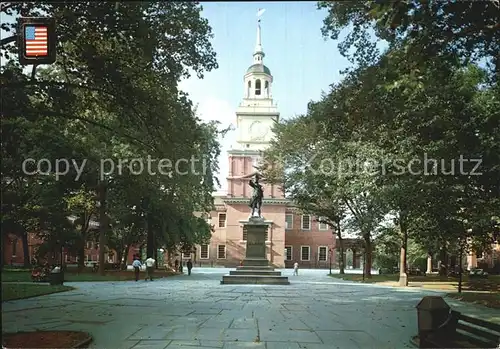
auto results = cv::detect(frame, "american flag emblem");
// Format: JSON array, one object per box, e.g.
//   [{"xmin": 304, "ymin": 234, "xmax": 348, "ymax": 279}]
[{"xmin": 25, "ymin": 25, "xmax": 48, "ymax": 56}]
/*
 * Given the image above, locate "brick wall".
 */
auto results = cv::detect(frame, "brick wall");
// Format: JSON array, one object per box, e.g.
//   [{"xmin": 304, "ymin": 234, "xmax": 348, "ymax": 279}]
[{"xmin": 283, "ymin": 211, "xmax": 336, "ymax": 269}]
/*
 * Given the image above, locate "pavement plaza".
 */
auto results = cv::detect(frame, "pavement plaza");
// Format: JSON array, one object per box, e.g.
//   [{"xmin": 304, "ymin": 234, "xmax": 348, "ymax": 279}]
[{"xmin": 2, "ymin": 268, "xmax": 499, "ymax": 349}]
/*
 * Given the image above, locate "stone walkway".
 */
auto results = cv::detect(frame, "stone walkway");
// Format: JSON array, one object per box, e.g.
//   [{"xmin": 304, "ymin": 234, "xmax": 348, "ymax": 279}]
[{"xmin": 2, "ymin": 268, "xmax": 499, "ymax": 349}]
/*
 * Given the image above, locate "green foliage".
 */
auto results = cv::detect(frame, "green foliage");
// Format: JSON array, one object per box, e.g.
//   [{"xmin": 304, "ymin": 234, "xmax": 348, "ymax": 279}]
[
  {"xmin": 318, "ymin": 0, "xmax": 500, "ymax": 80},
  {"xmin": 263, "ymin": 2, "xmax": 499, "ymax": 275},
  {"xmin": 1, "ymin": 2, "xmax": 220, "ymax": 265}
]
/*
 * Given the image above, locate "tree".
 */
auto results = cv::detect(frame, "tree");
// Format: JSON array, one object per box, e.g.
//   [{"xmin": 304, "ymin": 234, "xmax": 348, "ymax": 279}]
[
  {"xmin": 2, "ymin": 2, "xmax": 222, "ymax": 274},
  {"xmin": 318, "ymin": 0, "xmax": 500, "ymax": 79}
]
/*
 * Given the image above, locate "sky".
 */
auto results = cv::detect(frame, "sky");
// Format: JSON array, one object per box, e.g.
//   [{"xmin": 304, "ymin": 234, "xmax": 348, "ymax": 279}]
[{"xmin": 179, "ymin": 2, "xmax": 351, "ymax": 192}]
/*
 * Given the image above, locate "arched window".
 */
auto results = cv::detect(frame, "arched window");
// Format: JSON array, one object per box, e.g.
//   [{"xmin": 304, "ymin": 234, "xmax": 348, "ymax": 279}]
[
  {"xmin": 264, "ymin": 81, "xmax": 269, "ymax": 97},
  {"xmin": 255, "ymin": 79, "xmax": 261, "ymax": 96}
]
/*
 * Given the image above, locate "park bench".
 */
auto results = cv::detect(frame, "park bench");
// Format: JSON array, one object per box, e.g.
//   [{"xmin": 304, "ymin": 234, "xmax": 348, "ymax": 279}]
[{"xmin": 415, "ymin": 297, "xmax": 500, "ymax": 348}]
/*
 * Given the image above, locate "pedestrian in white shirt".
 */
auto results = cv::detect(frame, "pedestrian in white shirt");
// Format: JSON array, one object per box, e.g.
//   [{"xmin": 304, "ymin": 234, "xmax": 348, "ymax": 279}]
[
  {"xmin": 145, "ymin": 256, "xmax": 155, "ymax": 281},
  {"xmin": 293, "ymin": 262, "xmax": 299, "ymax": 276},
  {"xmin": 132, "ymin": 257, "xmax": 142, "ymax": 281}
]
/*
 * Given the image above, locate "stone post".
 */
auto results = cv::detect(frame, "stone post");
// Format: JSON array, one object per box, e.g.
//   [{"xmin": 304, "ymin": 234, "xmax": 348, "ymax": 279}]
[
  {"xmin": 466, "ymin": 251, "xmax": 477, "ymax": 271},
  {"xmin": 426, "ymin": 254, "xmax": 432, "ymax": 275},
  {"xmin": 352, "ymin": 248, "xmax": 357, "ymax": 269}
]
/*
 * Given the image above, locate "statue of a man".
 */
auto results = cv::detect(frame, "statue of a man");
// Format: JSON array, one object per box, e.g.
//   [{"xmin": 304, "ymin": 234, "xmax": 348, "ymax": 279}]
[{"xmin": 248, "ymin": 173, "xmax": 264, "ymax": 217}]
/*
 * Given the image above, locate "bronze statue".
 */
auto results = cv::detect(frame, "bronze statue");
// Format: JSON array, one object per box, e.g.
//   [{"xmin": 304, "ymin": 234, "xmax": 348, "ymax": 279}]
[{"xmin": 249, "ymin": 173, "xmax": 264, "ymax": 217}]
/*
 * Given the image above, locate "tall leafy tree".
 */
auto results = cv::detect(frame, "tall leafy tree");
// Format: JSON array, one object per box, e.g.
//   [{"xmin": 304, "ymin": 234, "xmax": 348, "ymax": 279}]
[{"xmin": 1, "ymin": 2, "xmax": 222, "ymax": 273}]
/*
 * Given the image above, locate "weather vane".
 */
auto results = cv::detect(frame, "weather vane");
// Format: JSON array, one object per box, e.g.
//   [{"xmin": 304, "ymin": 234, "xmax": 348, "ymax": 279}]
[{"xmin": 257, "ymin": 8, "xmax": 265, "ymax": 23}]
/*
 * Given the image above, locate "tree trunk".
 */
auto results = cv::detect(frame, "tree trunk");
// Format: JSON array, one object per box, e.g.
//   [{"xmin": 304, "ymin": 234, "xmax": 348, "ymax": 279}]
[
  {"xmin": 439, "ymin": 244, "xmax": 447, "ymax": 276},
  {"xmin": 146, "ymin": 215, "xmax": 155, "ymax": 260},
  {"xmin": 398, "ymin": 216, "xmax": 408, "ymax": 286},
  {"xmin": 458, "ymin": 245, "xmax": 463, "ymax": 293},
  {"xmin": 154, "ymin": 245, "xmax": 158, "ymax": 269},
  {"xmin": 77, "ymin": 228, "xmax": 86, "ymax": 272},
  {"xmin": 98, "ymin": 180, "xmax": 108, "ymax": 276},
  {"xmin": 363, "ymin": 234, "xmax": 372, "ymax": 278},
  {"xmin": 21, "ymin": 231, "xmax": 30, "ymax": 267},
  {"xmin": 337, "ymin": 234, "xmax": 345, "ymax": 274},
  {"xmin": 1, "ymin": 235, "xmax": 5, "ymax": 270},
  {"xmin": 121, "ymin": 244, "xmax": 130, "ymax": 270},
  {"xmin": 77, "ymin": 213, "xmax": 90, "ymax": 271},
  {"xmin": 77, "ymin": 244, "xmax": 85, "ymax": 271},
  {"xmin": 337, "ymin": 218, "xmax": 345, "ymax": 274}
]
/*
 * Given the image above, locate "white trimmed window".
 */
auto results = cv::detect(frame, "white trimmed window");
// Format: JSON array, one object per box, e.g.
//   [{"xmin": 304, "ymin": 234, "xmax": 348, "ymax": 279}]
[
  {"xmin": 301, "ymin": 246, "xmax": 310, "ymax": 261},
  {"xmin": 86, "ymin": 241, "xmax": 92, "ymax": 249},
  {"xmin": 318, "ymin": 217, "xmax": 328, "ymax": 231},
  {"xmin": 218, "ymin": 213, "xmax": 227, "ymax": 228},
  {"xmin": 65, "ymin": 254, "xmax": 71, "ymax": 262},
  {"xmin": 217, "ymin": 245, "xmax": 226, "ymax": 259},
  {"xmin": 301, "ymin": 215, "xmax": 311, "ymax": 230},
  {"xmin": 285, "ymin": 214, "xmax": 293, "ymax": 230},
  {"xmin": 200, "ymin": 244, "xmax": 209, "ymax": 259},
  {"xmin": 318, "ymin": 246, "xmax": 327, "ymax": 261},
  {"xmin": 285, "ymin": 246, "xmax": 292, "ymax": 261},
  {"xmin": 86, "ymin": 255, "xmax": 92, "ymax": 262},
  {"xmin": 183, "ymin": 252, "xmax": 191, "ymax": 259}
]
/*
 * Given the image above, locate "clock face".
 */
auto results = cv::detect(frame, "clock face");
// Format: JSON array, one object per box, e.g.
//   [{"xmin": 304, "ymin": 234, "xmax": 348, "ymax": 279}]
[{"xmin": 250, "ymin": 121, "xmax": 268, "ymax": 141}]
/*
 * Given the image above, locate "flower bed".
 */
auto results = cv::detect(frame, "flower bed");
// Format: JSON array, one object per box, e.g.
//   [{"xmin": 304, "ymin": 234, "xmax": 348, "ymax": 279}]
[{"xmin": 2, "ymin": 331, "xmax": 92, "ymax": 348}]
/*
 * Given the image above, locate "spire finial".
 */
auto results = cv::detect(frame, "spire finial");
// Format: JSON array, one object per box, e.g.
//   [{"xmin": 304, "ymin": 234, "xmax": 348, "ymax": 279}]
[{"xmin": 254, "ymin": 8, "xmax": 266, "ymax": 61}]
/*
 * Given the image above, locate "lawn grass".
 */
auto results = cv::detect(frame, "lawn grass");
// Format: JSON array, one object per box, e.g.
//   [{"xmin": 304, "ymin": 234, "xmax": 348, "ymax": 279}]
[
  {"xmin": 446, "ymin": 292, "xmax": 500, "ymax": 309},
  {"xmin": 1, "ymin": 283, "xmax": 74, "ymax": 301},
  {"xmin": 2, "ymin": 269, "xmax": 178, "ymax": 282},
  {"xmin": 329, "ymin": 273, "xmax": 500, "ymax": 307},
  {"xmin": 329, "ymin": 273, "xmax": 500, "ymax": 286},
  {"xmin": 328, "ymin": 273, "xmax": 399, "ymax": 283}
]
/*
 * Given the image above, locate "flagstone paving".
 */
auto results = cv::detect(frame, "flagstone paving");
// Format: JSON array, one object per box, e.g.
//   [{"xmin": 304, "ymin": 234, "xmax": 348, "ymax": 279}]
[{"xmin": 2, "ymin": 268, "xmax": 499, "ymax": 349}]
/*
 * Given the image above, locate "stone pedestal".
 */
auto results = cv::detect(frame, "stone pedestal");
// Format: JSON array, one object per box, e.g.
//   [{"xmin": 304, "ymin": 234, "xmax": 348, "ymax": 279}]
[
  {"xmin": 426, "ymin": 255, "xmax": 432, "ymax": 274},
  {"xmin": 221, "ymin": 217, "xmax": 289, "ymax": 285}
]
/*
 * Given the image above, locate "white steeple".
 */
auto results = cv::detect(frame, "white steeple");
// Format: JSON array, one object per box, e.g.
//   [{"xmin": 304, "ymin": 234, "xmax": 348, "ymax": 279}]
[
  {"xmin": 253, "ymin": 20, "xmax": 264, "ymax": 64},
  {"xmin": 242, "ymin": 14, "xmax": 273, "ymax": 101},
  {"xmin": 229, "ymin": 9, "xmax": 279, "ymax": 153}
]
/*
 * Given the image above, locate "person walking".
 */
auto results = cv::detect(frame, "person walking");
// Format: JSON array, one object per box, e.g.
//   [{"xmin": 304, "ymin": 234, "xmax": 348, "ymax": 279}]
[
  {"xmin": 132, "ymin": 256, "xmax": 142, "ymax": 281},
  {"xmin": 145, "ymin": 256, "xmax": 155, "ymax": 281},
  {"xmin": 293, "ymin": 261, "xmax": 299, "ymax": 276},
  {"xmin": 187, "ymin": 259, "xmax": 193, "ymax": 275}
]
